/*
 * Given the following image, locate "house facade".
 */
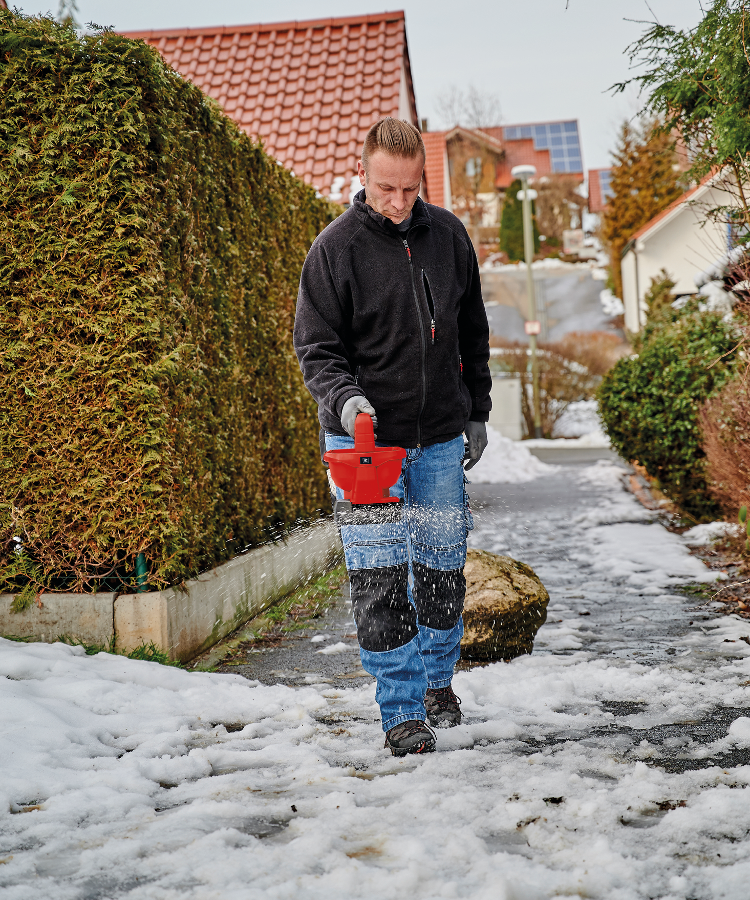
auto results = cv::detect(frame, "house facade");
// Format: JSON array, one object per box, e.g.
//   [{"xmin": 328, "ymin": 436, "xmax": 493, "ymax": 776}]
[
  {"xmin": 621, "ymin": 173, "xmax": 737, "ymax": 332},
  {"xmin": 423, "ymin": 119, "xmax": 585, "ymax": 257},
  {"xmin": 588, "ymin": 168, "xmax": 613, "ymax": 215},
  {"xmin": 122, "ymin": 13, "xmax": 421, "ymax": 205}
]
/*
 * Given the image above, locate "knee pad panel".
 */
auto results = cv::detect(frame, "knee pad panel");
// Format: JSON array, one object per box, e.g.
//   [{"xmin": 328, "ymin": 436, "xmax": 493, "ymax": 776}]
[
  {"xmin": 348, "ymin": 564, "xmax": 417, "ymax": 652},
  {"xmin": 412, "ymin": 562, "xmax": 465, "ymax": 630}
]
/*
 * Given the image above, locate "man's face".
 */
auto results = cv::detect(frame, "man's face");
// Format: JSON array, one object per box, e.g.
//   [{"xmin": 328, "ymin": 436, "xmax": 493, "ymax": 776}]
[{"xmin": 357, "ymin": 151, "xmax": 423, "ymax": 224}]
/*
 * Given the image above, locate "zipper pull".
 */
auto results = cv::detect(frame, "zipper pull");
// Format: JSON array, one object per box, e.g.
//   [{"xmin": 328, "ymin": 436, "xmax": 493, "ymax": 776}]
[
  {"xmin": 403, "ymin": 238, "xmax": 411, "ymax": 259},
  {"xmin": 430, "ymin": 319, "xmax": 435, "ymax": 343},
  {"xmin": 459, "ymin": 354, "xmax": 463, "ymax": 374}
]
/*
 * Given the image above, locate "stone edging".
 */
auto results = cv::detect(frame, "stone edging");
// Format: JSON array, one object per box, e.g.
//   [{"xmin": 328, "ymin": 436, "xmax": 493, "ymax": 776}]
[{"xmin": 0, "ymin": 521, "xmax": 342, "ymax": 662}]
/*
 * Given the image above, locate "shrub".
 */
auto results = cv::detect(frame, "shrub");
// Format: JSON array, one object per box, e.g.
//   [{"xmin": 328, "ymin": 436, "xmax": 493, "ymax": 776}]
[
  {"xmin": 0, "ymin": 13, "xmax": 338, "ymax": 593},
  {"xmin": 598, "ymin": 277, "xmax": 739, "ymax": 520},
  {"xmin": 699, "ymin": 316, "xmax": 750, "ymax": 518}
]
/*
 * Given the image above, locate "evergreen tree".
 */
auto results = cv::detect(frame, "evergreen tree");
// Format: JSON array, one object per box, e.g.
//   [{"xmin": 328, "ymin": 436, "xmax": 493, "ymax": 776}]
[
  {"xmin": 601, "ymin": 120, "xmax": 684, "ymax": 300},
  {"xmin": 500, "ymin": 179, "xmax": 540, "ymax": 262},
  {"xmin": 57, "ymin": 0, "xmax": 79, "ymax": 27},
  {"xmin": 619, "ymin": 0, "xmax": 750, "ymax": 231}
]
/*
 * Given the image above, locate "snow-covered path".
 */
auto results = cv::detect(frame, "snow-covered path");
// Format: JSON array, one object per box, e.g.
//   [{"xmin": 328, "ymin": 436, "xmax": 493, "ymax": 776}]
[{"xmin": 4, "ymin": 460, "xmax": 750, "ymax": 899}]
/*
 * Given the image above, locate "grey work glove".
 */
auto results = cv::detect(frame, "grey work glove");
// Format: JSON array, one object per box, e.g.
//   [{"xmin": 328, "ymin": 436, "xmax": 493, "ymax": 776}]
[
  {"xmin": 463, "ymin": 421, "xmax": 488, "ymax": 470},
  {"xmin": 341, "ymin": 395, "xmax": 378, "ymax": 438}
]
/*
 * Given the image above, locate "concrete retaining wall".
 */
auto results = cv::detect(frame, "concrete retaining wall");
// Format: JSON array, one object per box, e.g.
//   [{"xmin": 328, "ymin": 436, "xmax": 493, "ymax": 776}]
[{"xmin": 1, "ymin": 520, "xmax": 341, "ymax": 662}]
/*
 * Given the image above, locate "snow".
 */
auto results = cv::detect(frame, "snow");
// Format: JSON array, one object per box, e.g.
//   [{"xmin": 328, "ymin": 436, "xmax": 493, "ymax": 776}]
[
  {"xmin": 682, "ymin": 521, "xmax": 742, "ymax": 547},
  {"xmin": 468, "ymin": 425, "xmax": 558, "ymax": 484},
  {"xmin": 552, "ymin": 398, "xmax": 604, "ymax": 439},
  {"xmin": 481, "ymin": 258, "xmax": 596, "ymax": 273},
  {"xmin": 698, "ymin": 280, "xmax": 735, "ymax": 319},
  {"xmin": 3, "ymin": 459, "xmax": 750, "ymax": 898},
  {"xmin": 525, "ymin": 432, "xmax": 610, "ymax": 449},
  {"xmin": 600, "ymin": 287, "xmax": 625, "ymax": 317},
  {"xmin": 316, "ymin": 641, "xmax": 357, "ymax": 655}
]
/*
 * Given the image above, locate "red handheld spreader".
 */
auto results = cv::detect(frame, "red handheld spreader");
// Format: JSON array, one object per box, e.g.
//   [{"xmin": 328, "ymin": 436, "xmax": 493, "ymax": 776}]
[{"xmin": 324, "ymin": 414, "xmax": 406, "ymax": 525}]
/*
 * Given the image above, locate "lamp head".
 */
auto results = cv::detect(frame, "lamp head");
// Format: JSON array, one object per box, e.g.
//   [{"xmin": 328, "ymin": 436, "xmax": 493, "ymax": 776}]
[{"xmin": 511, "ymin": 164, "xmax": 537, "ymax": 182}]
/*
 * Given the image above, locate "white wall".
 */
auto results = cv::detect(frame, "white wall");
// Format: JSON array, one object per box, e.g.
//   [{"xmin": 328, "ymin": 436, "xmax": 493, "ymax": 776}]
[
  {"xmin": 622, "ymin": 182, "xmax": 736, "ymax": 333},
  {"xmin": 399, "ymin": 59, "xmax": 416, "ymax": 125},
  {"xmin": 489, "ymin": 376, "xmax": 522, "ymax": 441},
  {"xmin": 621, "ymin": 248, "xmax": 640, "ymax": 333}
]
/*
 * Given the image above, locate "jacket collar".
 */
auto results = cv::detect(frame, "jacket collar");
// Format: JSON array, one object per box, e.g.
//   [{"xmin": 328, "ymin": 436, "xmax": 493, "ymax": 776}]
[{"xmin": 352, "ymin": 189, "xmax": 431, "ymax": 236}]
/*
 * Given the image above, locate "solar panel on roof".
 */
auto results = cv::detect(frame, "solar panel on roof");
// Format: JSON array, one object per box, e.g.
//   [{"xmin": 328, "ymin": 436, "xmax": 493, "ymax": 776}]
[{"xmin": 503, "ymin": 120, "xmax": 583, "ymax": 173}]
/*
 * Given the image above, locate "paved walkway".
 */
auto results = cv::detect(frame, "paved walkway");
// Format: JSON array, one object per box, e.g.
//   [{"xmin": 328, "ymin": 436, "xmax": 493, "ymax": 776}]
[{"xmin": 5, "ymin": 450, "xmax": 750, "ymax": 899}]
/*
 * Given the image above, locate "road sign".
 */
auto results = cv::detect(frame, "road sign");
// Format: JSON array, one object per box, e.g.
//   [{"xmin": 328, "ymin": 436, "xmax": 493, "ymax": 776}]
[{"xmin": 524, "ymin": 320, "xmax": 541, "ymax": 336}]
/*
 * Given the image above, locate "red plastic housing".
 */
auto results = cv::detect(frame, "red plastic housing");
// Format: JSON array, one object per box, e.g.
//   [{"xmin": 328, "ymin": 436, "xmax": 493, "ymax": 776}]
[{"xmin": 324, "ymin": 414, "xmax": 406, "ymax": 505}]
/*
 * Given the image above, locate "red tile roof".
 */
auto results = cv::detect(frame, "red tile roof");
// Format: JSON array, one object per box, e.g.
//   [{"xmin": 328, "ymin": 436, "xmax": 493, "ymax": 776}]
[
  {"xmin": 483, "ymin": 128, "xmax": 553, "ymax": 189},
  {"xmin": 483, "ymin": 124, "xmax": 583, "ymax": 189},
  {"xmin": 121, "ymin": 13, "xmax": 419, "ymax": 201}
]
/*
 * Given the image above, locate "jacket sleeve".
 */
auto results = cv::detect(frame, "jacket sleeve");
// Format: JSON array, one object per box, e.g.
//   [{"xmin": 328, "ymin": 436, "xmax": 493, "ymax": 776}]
[
  {"xmin": 293, "ymin": 238, "xmax": 363, "ymax": 422},
  {"xmin": 457, "ymin": 234, "xmax": 492, "ymax": 422}
]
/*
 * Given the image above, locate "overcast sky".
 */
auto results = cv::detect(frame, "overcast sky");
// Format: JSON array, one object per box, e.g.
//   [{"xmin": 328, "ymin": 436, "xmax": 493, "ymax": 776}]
[{"xmin": 17, "ymin": 0, "xmax": 707, "ymax": 169}]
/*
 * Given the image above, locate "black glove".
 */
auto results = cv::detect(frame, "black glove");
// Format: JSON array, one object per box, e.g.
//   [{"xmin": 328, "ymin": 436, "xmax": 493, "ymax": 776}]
[
  {"xmin": 463, "ymin": 421, "xmax": 488, "ymax": 470},
  {"xmin": 341, "ymin": 395, "xmax": 378, "ymax": 438}
]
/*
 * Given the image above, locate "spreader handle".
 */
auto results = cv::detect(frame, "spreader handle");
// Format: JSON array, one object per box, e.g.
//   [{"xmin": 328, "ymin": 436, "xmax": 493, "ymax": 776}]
[{"xmin": 354, "ymin": 412, "xmax": 376, "ymax": 451}]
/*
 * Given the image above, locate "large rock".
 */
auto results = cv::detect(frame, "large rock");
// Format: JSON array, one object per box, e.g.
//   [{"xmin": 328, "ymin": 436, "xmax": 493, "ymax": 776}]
[{"xmin": 461, "ymin": 549, "xmax": 549, "ymax": 660}]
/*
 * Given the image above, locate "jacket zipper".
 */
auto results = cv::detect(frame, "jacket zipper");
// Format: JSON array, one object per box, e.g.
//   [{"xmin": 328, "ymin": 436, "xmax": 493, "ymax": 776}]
[
  {"xmin": 422, "ymin": 270, "xmax": 435, "ymax": 343},
  {"xmin": 354, "ymin": 366, "xmax": 360, "ymax": 385},
  {"xmin": 403, "ymin": 237, "xmax": 426, "ymax": 447}
]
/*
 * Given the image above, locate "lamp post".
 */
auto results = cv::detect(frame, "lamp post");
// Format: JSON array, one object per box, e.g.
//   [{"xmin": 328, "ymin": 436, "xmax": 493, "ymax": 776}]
[{"xmin": 511, "ymin": 164, "xmax": 543, "ymax": 439}]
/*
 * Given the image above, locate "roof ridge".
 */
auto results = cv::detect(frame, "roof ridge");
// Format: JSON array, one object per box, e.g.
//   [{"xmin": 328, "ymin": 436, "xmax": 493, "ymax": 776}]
[
  {"xmin": 120, "ymin": 11, "xmax": 406, "ymax": 40},
  {"xmin": 630, "ymin": 170, "xmax": 719, "ymax": 242}
]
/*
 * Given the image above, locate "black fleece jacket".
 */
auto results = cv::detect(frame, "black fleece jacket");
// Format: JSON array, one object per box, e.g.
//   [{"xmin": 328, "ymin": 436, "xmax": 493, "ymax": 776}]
[{"xmin": 293, "ymin": 190, "xmax": 491, "ymax": 449}]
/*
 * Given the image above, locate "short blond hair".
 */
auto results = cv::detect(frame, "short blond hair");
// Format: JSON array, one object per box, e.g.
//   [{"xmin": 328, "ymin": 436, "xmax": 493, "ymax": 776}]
[{"xmin": 362, "ymin": 117, "xmax": 425, "ymax": 169}]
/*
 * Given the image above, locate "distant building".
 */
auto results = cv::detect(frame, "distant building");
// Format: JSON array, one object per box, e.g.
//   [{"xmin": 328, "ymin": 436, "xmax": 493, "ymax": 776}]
[
  {"xmin": 621, "ymin": 172, "xmax": 736, "ymax": 332},
  {"xmin": 489, "ymin": 121, "xmax": 584, "ymax": 190},
  {"xmin": 588, "ymin": 168, "xmax": 613, "ymax": 214},
  {"xmin": 121, "ymin": 13, "xmax": 421, "ymax": 205},
  {"xmin": 422, "ymin": 119, "xmax": 584, "ymax": 258}
]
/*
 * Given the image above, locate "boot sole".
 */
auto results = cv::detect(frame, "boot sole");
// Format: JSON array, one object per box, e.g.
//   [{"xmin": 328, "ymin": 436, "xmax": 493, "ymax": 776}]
[{"xmin": 386, "ymin": 737, "xmax": 436, "ymax": 757}]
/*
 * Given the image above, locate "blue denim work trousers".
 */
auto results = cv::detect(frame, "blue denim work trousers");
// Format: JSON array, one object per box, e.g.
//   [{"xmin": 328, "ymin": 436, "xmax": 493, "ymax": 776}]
[{"xmin": 325, "ymin": 432, "xmax": 473, "ymax": 732}]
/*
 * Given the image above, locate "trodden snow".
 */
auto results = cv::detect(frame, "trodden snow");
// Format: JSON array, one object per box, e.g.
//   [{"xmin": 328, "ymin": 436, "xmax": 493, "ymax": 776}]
[{"xmin": 3, "ymin": 460, "xmax": 750, "ymax": 899}]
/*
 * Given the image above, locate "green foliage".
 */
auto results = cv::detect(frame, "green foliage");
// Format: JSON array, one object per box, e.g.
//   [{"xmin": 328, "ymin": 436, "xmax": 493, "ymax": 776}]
[
  {"xmin": 57, "ymin": 634, "xmax": 180, "ymax": 665},
  {"xmin": 0, "ymin": 547, "xmax": 47, "ymax": 612},
  {"xmin": 500, "ymin": 179, "xmax": 539, "ymax": 261},
  {"xmin": 598, "ymin": 277, "xmax": 740, "ymax": 520},
  {"xmin": 740, "ymin": 506, "xmax": 748, "ymax": 524},
  {"xmin": 0, "ymin": 12, "xmax": 338, "ymax": 594},
  {"xmin": 124, "ymin": 641, "xmax": 180, "ymax": 666},
  {"xmin": 617, "ymin": 0, "xmax": 750, "ymax": 224}
]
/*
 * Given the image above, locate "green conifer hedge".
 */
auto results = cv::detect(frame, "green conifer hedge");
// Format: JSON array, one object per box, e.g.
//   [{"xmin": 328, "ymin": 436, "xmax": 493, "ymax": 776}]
[
  {"xmin": 0, "ymin": 12, "xmax": 338, "ymax": 593},
  {"xmin": 499, "ymin": 179, "xmax": 539, "ymax": 262}
]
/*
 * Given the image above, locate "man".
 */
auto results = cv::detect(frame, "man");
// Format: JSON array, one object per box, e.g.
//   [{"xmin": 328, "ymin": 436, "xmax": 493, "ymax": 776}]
[{"xmin": 294, "ymin": 117, "xmax": 491, "ymax": 756}]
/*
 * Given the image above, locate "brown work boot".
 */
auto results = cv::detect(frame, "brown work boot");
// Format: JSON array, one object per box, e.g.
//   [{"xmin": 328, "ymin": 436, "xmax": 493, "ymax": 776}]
[
  {"xmin": 384, "ymin": 720, "xmax": 436, "ymax": 756},
  {"xmin": 425, "ymin": 685, "xmax": 462, "ymax": 728}
]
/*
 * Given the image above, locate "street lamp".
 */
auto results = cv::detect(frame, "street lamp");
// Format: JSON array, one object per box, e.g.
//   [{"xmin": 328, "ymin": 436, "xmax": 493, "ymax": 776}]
[{"xmin": 511, "ymin": 164, "xmax": 543, "ymax": 439}]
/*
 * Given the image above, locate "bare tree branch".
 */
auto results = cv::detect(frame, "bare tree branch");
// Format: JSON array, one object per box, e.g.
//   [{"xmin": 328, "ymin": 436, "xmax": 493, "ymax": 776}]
[{"xmin": 436, "ymin": 84, "xmax": 502, "ymax": 130}]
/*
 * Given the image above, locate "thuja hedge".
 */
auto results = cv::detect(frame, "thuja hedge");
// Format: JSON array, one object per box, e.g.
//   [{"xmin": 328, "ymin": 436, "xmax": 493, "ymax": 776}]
[{"xmin": 0, "ymin": 12, "xmax": 338, "ymax": 593}]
